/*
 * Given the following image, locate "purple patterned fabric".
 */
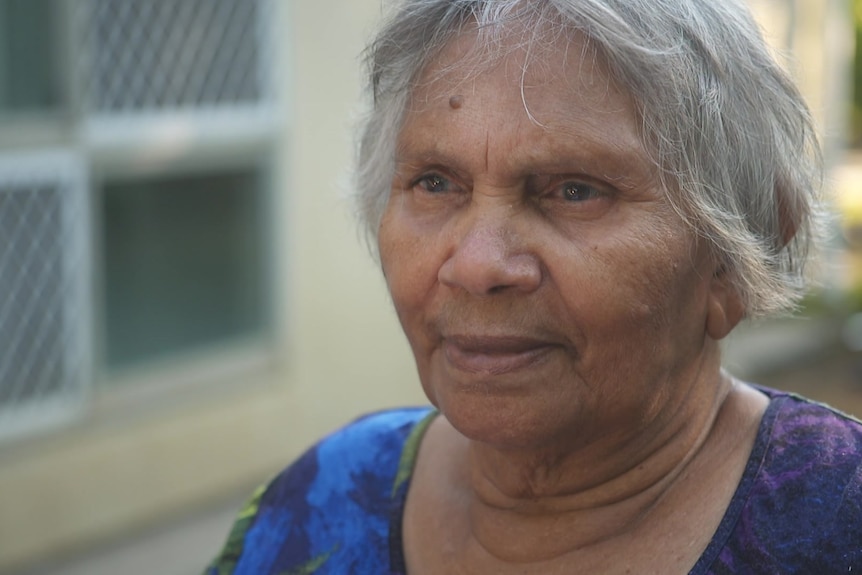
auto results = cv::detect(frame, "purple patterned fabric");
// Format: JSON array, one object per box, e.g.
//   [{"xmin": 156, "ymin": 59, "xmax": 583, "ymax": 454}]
[
  {"xmin": 206, "ymin": 387, "xmax": 862, "ymax": 573},
  {"xmin": 690, "ymin": 387, "xmax": 862, "ymax": 574}
]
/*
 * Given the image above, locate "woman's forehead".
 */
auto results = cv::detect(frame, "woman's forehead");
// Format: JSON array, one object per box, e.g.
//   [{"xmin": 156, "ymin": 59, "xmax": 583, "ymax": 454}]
[
  {"xmin": 408, "ymin": 25, "xmax": 636, "ymax": 125},
  {"xmin": 402, "ymin": 26, "xmax": 644, "ymax": 162}
]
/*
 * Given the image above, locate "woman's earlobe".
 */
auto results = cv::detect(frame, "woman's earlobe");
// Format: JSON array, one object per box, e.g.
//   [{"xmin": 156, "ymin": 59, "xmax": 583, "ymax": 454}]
[{"xmin": 706, "ymin": 269, "xmax": 745, "ymax": 340}]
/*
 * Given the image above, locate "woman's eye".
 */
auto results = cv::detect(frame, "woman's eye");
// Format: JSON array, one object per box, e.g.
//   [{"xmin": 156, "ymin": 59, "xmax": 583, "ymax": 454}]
[
  {"xmin": 415, "ymin": 174, "xmax": 451, "ymax": 194},
  {"xmin": 560, "ymin": 182, "xmax": 601, "ymax": 202}
]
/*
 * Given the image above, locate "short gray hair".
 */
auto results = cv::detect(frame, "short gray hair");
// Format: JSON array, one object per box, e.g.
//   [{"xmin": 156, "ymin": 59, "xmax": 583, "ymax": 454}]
[{"xmin": 355, "ymin": 0, "xmax": 824, "ymax": 317}]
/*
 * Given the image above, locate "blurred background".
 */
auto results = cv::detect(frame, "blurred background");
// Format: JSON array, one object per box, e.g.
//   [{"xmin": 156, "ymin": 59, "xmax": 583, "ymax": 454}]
[{"xmin": 0, "ymin": 0, "xmax": 859, "ymax": 573}]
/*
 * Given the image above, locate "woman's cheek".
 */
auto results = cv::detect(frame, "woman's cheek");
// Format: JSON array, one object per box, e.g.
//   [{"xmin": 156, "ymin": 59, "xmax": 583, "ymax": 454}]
[{"xmin": 380, "ymin": 215, "xmax": 432, "ymax": 318}]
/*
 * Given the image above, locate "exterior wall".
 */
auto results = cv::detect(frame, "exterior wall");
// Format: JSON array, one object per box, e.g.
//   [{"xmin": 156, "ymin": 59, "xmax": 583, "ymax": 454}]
[{"xmin": 0, "ymin": 0, "xmax": 425, "ymax": 570}]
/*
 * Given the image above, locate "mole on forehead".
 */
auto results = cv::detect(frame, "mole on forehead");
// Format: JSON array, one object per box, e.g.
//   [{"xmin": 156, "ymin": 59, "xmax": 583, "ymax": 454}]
[{"xmin": 448, "ymin": 94, "xmax": 464, "ymax": 109}]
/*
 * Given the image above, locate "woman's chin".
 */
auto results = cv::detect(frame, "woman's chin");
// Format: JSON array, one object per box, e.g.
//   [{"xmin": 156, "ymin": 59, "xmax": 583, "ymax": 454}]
[{"xmin": 430, "ymin": 387, "xmax": 584, "ymax": 452}]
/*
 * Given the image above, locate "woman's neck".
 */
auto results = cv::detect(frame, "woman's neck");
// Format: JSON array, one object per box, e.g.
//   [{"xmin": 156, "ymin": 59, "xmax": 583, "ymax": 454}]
[{"xmin": 449, "ymin": 371, "xmax": 759, "ymax": 564}]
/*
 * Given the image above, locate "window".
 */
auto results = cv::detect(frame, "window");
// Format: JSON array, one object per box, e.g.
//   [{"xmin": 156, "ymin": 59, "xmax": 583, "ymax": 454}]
[
  {"xmin": 0, "ymin": 0, "xmax": 63, "ymax": 114},
  {"xmin": 102, "ymin": 168, "xmax": 268, "ymax": 369},
  {"xmin": 0, "ymin": 0, "xmax": 279, "ymax": 441}
]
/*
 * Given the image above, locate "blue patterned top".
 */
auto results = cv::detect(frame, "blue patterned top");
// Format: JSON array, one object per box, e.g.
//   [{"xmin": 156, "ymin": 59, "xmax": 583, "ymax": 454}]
[{"xmin": 205, "ymin": 388, "xmax": 862, "ymax": 574}]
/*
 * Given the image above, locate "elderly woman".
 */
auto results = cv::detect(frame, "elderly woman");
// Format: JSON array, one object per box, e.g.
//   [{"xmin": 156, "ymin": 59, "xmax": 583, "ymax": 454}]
[{"xmin": 207, "ymin": 0, "xmax": 862, "ymax": 573}]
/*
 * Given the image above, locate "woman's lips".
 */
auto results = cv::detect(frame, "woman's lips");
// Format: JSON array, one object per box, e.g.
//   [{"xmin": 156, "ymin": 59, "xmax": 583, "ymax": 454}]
[{"xmin": 442, "ymin": 335, "xmax": 556, "ymax": 375}]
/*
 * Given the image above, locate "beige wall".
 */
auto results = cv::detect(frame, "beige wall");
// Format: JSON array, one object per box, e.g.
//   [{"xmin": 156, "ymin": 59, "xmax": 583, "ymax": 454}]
[{"xmin": 0, "ymin": 1, "xmax": 425, "ymax": 570}]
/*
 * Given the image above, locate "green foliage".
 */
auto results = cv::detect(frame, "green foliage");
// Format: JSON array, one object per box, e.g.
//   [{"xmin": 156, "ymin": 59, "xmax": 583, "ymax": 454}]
[
  {"xmin": 203, "ymin": 484, "xmax": 267, "ymax": 575},
  {"xmin": 845, "ymin": 280, "xmax": 862, "ymax": 312},
  {"xmin": 279, "ymin": 546, "xmax": 338, "ymax": 575},
  {"xmin": 853, "ymin": 0, "xmax": 862, "ymax": 146}
]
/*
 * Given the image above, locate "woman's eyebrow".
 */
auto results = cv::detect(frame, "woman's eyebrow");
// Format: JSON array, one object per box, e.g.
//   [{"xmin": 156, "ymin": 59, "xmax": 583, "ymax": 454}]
[
  {"xmin": 393, "ymin": 148, "xmax": 469, "ymax": 172},
  {"xmin": 395, "ymin": 142, "xmax": 651, "ymax": 186}
]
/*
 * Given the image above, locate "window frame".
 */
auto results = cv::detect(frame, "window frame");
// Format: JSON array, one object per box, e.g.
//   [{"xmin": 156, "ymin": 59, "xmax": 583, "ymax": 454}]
[{"xmin": 0, "ymin": 149, "xmax": 93, "ymax": 442}]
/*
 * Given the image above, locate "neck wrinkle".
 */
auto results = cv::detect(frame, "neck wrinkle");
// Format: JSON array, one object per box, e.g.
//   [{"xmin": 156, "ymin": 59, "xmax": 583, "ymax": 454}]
[{"xmin": 464, "ymin": 362, "xmax": 734, "ymax": 564}]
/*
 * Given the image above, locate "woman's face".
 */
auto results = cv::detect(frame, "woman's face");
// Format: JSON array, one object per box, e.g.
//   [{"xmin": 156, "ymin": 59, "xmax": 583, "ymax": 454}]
[{"xmin": 378, "ymin": 32, "xmax": 739, "ymax": 451}]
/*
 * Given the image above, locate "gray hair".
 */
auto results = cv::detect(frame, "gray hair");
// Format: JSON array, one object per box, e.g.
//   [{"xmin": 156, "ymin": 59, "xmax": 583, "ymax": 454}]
[{"xmin": 355, "ymin": 0, "xmax": 824, "ymax": 317}]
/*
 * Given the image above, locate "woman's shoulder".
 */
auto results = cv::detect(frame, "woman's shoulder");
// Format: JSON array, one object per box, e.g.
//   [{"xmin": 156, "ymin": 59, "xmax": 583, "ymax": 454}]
[
  {"xmin": 204, "ymin": 406, "xmax": 435, "ymax": 575},
  {"xmin": 261, "ymin": 406, "xmax": 436, "ymax": 507},
  {"xmin": 759, "ymin": 385, "xmax": 862, "ymax": 460},
  {"xmin": 759, "ymin": 387, "xmax": 862, "ymax": 524},
  {"xmin": 702, "ymin": 386, "xmax": 862, "ymax": 573},
  {"xmin": 308, "ymin": 406, "xmax": 437, "ymax": 471}
]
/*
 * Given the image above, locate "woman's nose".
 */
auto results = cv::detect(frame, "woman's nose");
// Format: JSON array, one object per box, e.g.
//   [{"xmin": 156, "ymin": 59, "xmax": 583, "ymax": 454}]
[{"xmin": 438, "ymin": 212, "xmax": 542, "ymax": 296}]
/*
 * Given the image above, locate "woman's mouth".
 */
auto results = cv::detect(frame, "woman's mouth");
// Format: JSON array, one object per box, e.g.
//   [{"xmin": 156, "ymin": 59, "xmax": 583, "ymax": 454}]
[{"xmin": 442, "ymin": 335, "xmax": 556, "ymax": 375}]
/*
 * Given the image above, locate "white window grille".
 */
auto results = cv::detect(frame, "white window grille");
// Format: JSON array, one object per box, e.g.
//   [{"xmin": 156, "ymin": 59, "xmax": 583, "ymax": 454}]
[
  {"xmin": 76, "ymin": 0, "xmax": 278, "ymax": 150},
  {"xmin": 85, "ymin": 0, "xmax": 265, "ymax": 112},
  {"xmin": 0, "ymin": 152, "xmax": 92, "ymax": 441}
]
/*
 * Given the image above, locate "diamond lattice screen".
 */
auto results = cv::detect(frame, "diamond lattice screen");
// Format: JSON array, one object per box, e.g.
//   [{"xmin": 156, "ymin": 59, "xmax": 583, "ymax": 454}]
[
  {"xmin": 84, "ymin": 0, "xmax": 265, "ymax": 112},
  {"xmin": 0, "ymin": 175, "xmax": 87, "ymax": 423}
]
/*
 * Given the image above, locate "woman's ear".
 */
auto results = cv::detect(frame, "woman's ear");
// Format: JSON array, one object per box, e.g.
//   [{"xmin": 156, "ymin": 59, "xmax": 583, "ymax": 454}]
[
  {"xmin": 706, "ymin": 266, "xmax": 745, "ymax": 340},
  {"xmin": 775, "ymin": 180, "xmax": 803, "ymax": 248}
]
